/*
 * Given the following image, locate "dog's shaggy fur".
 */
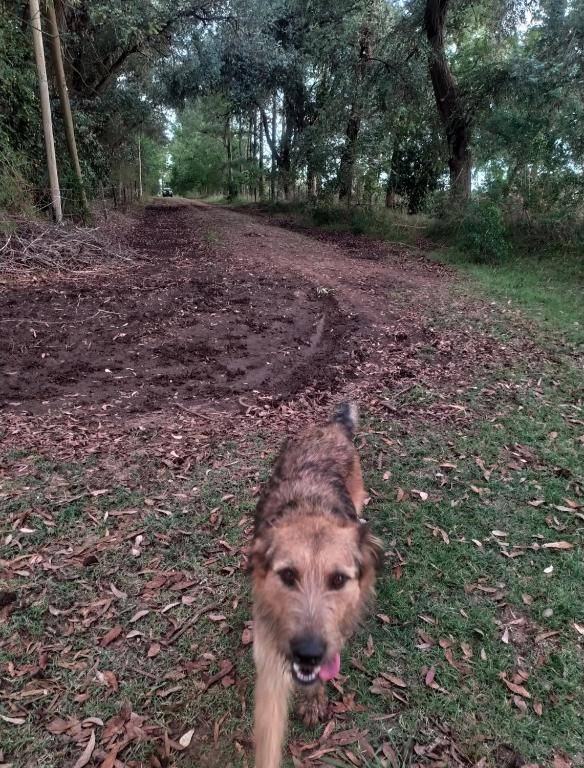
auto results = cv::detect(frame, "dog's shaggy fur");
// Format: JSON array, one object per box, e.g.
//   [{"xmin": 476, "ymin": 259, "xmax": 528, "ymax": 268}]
[{"xmin": 251, "ymin": 403, "xmax": 383, "ymax": 768}]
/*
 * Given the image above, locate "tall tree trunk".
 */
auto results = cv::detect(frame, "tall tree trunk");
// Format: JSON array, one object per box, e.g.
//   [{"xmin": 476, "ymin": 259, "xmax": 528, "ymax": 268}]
[
  {"xmin": 258, "ymin": 109, "xmax": 264, "ymax": 200},
  {"xmin": 270, "ymin": 92, "xmax": 277, "ymax": 201},
  {"xmin": 45, "ymin": 0, "xmax": 90, "ymax": 220},
  {"xmin": 30, "ymin": 0, "xmax": 62, "ymax": 223},
  {"xmin": 424, "ymin": 0, "xmax": 471, "ymax": 201},
  {"xmin": 252, "ymin": 109, "xmax": 258, "ymax": 201},
  {"xmin": 238, "ymin": 117, "xmax": 243, "ymax": 196},
  {"xmin": 280, "ymin": 98, "xmax": 292, "ymax": 200},
  {"xmin": 307, "ymin": 165, "xmax": 317, "ymax": 199},
  {"xmin": 225, "ymin": 116, "xmax": 235, "ymax": 200},
  {"xmin": 338, "ymin": 26, "xmax": 370, "ymax": 204},
  {"xmin": 338, "ymin": 106, "xmax": 360, "ymax": 203},
  {"xmin": 137, "ymin": 132, "xmax": 143, "ymax": 198}
]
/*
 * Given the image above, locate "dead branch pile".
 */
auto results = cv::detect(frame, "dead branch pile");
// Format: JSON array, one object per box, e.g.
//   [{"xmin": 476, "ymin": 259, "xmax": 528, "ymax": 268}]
[{"xmin": 0, "ymin": 214, "xmax": 142, "ymax": 274}]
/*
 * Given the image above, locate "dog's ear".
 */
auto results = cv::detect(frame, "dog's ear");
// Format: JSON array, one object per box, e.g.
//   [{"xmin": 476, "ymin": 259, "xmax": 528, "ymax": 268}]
[
  {"xmin": 249, "ymin": 532, "xmax": 272, "ymax": 575},
  {"xmin": 357, "ymin": 523, "xmax": 384, "ymax": 583}
]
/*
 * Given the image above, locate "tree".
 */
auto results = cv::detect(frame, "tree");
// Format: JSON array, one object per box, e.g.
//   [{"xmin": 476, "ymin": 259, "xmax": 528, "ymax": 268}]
[
  {"xmin": 29, "ymin": 0, "xmax": 62, "ymax": 222},
  {"xmin": 44, "ymin": 0, "xmax": 90, "ymax": 221},
  {"xmin": 424, "ymin": 0, "xmax": 471, "ymax": 201}
]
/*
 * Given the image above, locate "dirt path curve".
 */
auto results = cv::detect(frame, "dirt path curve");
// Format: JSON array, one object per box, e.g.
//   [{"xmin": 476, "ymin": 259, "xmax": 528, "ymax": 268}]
[{"xmin": 1, "ymin": 199, "xmax": 513, "ymax": 420}]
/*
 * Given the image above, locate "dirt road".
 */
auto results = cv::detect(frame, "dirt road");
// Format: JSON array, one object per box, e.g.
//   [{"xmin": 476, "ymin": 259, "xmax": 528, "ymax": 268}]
[{"xmin": 1, "ymin": 199, "xmax": 513, "ymax": 421}]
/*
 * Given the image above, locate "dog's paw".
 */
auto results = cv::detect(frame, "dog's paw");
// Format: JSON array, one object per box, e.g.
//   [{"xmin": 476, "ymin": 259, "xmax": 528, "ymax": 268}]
[{"xmin": 296, "ymin": 690, "xmax": 328, "ymax": 728}]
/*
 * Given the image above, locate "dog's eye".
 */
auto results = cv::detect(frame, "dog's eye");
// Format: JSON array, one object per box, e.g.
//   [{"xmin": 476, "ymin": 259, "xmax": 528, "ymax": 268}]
[
  {"xmin": 329, "ymin": 572, "xmax": 349, "ymax": 590},
  {"xmin": 278, "ymin": 568, "xmax": 298, "ymax": 588}
]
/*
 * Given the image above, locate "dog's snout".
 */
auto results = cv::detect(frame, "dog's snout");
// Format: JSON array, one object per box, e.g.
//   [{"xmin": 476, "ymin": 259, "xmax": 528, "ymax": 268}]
[{"xmin": 291, "ymin": 635, "xmax": 326, "ymax": 666}]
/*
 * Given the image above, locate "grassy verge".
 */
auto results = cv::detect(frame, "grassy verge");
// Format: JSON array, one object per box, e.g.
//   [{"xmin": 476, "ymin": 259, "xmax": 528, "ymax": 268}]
[
  {"xmin": 350, "ymin": 362, "xmax": 584, "ymax": 765},
  {"xmin": 433, "ymin": 247, "xmax": 584, "ymax": 347},
  {"xmin": 214, "ymin": 197, "xmax": 426, "ymax": 246}
]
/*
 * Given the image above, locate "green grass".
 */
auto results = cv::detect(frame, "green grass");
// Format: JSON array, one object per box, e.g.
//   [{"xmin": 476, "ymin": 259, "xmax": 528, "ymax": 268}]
[
  {"xmin": 2, "ymin": 359, "xmax": 581, "ymax": 766},
  {"xmin": 435, "ymin": 247, "xmax": 584, "ymax": 346},
  {"xmin": 352, "ymin": 366, "xmax": 584, "ymax": 764}
]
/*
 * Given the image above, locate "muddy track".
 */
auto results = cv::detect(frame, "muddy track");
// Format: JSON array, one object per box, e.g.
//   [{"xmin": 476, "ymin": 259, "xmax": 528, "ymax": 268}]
[
  {"xmin": 1, "ymin": 199, "xmax": 529, "ymax": 420},
  {"xmin": 0, "ymin": 202, "xmax": 359, "ymax": 415}
]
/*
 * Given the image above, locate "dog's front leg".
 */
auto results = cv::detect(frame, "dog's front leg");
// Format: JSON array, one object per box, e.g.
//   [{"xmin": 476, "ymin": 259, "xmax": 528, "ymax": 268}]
[
  {"xmin": 296, "ymin": 681, "xmax": 328, "ymax": 727},
  {"xmin": 253, "ymin": 629, "xmax": 291, "ymax": 768}
]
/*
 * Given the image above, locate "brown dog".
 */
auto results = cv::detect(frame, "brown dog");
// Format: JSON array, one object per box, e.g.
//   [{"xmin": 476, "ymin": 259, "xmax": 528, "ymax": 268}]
[{"xmin": 250, "ymin": 403, "xmax": 383, "ymax": 768}]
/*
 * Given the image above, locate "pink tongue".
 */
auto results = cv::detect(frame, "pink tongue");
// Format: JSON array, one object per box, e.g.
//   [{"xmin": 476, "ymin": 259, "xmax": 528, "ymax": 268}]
[{"xmin": 318, "ymin": 652, "xmax": 340, "ymax": 681}]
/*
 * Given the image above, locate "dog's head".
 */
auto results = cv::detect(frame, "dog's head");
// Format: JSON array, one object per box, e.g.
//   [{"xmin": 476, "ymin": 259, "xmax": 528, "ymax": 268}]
[{"xmin": 251, "ymin": 513, "xmax": 383, "ymax": 685}]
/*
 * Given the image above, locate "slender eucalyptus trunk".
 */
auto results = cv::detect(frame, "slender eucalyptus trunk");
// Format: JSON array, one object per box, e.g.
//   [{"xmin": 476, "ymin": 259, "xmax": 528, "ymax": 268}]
[
  {"xmin": 338, "ymin": 26, "xmax": 371, "ymax": 204},
  {"xmin": 137, "ymin": 132, "xmax": 143, "ymax": 198},
  {"xmin": 338, "ymin": 105, "xmax": 360, "ymax": 204},
  {"xmin": 45, "ymin": 0, "xmax": 90, "ymax": 220},
  {"xmin": 30, "ymin": 0, "xmax": 62, "ymax": 223},
  {"xmin": 270, "ymin": 93, "xmax": 277, "ymax": 201},
  {"xmin": 225, "ymin": 117, "xmax": 235, "ymax": 200},
  {"xmin": 280, "ymin": 98, "xmax": 292, "ymax": 201},
  {"xmin": 252, "ymin": 109, "xmax": 258, "ymax": 201},
  {"xmin": 258, "ymin": 109, "xmax": 264, "ymax": 199},
  {"xmin": 238, "ymin": 117, "xmax": 243, "ymax": 195}
]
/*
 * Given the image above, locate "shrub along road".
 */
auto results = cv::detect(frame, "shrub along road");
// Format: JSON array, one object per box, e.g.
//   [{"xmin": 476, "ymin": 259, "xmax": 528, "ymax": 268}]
[{"xmin": 0, "ymin": 200, "xmax": 582, "ymax": 767}]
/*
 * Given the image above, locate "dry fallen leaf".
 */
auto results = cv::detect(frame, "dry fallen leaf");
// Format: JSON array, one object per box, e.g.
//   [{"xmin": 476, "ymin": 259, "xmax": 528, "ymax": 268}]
[
  {"xmin": 513, "ymin": 695, "xmax": 528, "ymax": 713},
  {"xmin": 572, "ymin": 622, "xmax": 584, "ymax": 636},
  {"xmin": 0, "ymin": 715, "xmax": 26, "ymax": 725},
  {"xmin": 100, "ymin": 626, "xmax": 122, "ymax": 648},
  {"xmin": 533, "ymin": 700, "xmax": 543, "ymax": 716},
  {"xmin": 241, "ymin": 628, "xmax": 253, "ymax": 645},
  {"xmin": 382, "ymin": 742, "xmax": 400, "ymax": 768},
  {"xmin": 72, "ymin": 730, "xmax": 96, "ymax": 768},
  {"xmin": 130, "ymin": 609, "xmax": 150, "ymax": 623},
  {"xmin": 380, "ymin": 673, "xmax": 407, "ymax": 688},
  {"xmin": 109, "ymin": 583, "xmax": 127, "ymax": 600},
  {"xmin": 542, "ymin": 541, "xmax": 573, "ymax": 550},
  {"xmin": 179, "ymin": 728, "xmax": 195, "ymax": 748},
  {"xmin": 147, "ymin": 643, "xmax": 161, "ymax": 658},
  {"xmin": 499, "ymin": 673, "xmax": 531, "ymax": 698},
  {"xmin": 99, "ymin": 747, "xmax": 119, "ymax": 768}
]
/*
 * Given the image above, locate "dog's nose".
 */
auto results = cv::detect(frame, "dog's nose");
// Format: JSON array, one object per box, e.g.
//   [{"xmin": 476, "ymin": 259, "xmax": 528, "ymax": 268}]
[{"xmin": 291, "ymin": 635, "xmax": 326, "ymax": 666}]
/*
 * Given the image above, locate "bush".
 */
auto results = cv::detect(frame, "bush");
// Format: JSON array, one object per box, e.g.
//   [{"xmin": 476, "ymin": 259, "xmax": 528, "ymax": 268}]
[
  {"xmin": 0, "ymin": 148, "xmax": 35, "ymax": 214},
  {"xmin": 456, "ymin": 199, "xmax": 510, "ymax": 263},
  {"xmin": 425, "ymin": 197, "xmax": 512, "ymax": 263}
]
